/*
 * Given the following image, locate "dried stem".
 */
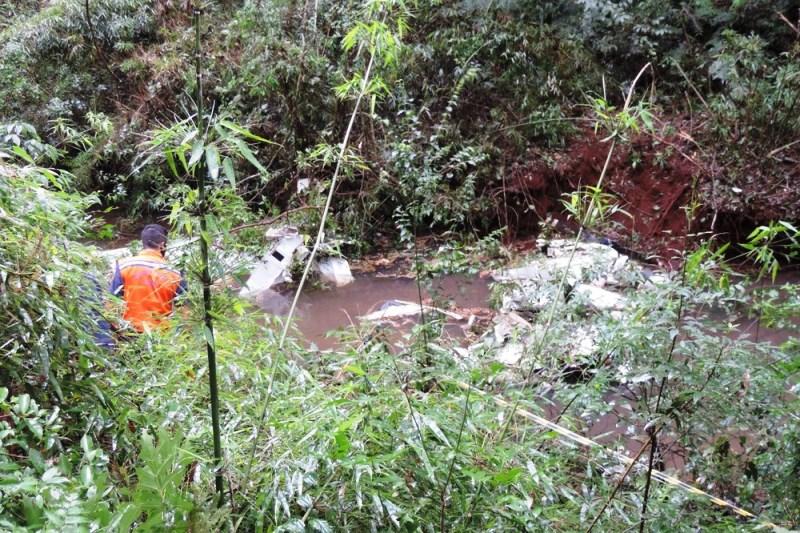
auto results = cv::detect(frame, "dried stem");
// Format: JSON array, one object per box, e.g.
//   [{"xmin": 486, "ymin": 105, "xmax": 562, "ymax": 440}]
[{"xmin": 585, "ymin": 437, "xmax": 653, "ymax": 533}]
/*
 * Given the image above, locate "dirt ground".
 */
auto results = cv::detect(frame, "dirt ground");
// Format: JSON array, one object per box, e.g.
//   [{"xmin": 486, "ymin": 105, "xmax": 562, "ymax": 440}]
[{"xmin": 500, "ymin": 127, "xmax": 800, "ymax": 268}]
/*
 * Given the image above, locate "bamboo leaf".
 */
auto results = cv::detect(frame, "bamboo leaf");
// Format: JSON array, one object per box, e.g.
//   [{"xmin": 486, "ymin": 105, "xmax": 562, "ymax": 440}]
[
  {"xmin": 205, "ymin": 144, "xmax": 220, "ymax": 180},
  {"xmin": 219, "ymin": 120, "xmax": 275, "ymax": 144},
  {"xmin": 203, "ymin": 326, "xmax": 216, "ymax": 350},
  {"xmin": 342, "ymin": 26, "xmax": 361, "ymax": 52},
  {"xmin": 180, "ymin": 128, "xmax": 198, "ymax": 147},
  {"xmin": 165, "ymin": 151, "xmax": 179, "ymax": 178},
  {"xmin": 229, "ymin": 138, "xmax": 266, "ymax": 173},
  {"xmin": 343, "ymin": 364, "xmax": 365, "ymax": 376},
  {"xmin": 12, "ymin": 146, "xmax": 33, "ymax": 163},
  {"xmin": 177, "ymin": 148, "xmax": 189, "ymax": 174},
  {"xmin": 189, "ymin": 140, "xmax": 204, "ymax": 167},
  {"xmin": 491, "ymin": 467, "xmax": 523, "ymax": 486},
  {"xmin": 223, "ymin": 157, "xmax": 236, "ymax": 188},
  {"xmin": 331, "ymin": 430, "xmax": 351, "ymax": 459}
]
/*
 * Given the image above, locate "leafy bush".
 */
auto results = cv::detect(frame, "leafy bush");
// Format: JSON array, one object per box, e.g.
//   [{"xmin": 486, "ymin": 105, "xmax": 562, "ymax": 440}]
[
  {"xmin": 0, "ymin": 0, "xmax": 155, "ymax": 119},
  {"xmin": 708, "ymin": 30, "xmax": 800, "ymax": 147},
  {"xmin": 0, "ymin": 122, "xmax": 59, "ymax": 164},
  {"xmin": 0, "ymin": 160, "xmax": 109, "ymax": 401},
  {"xmin": 0, "ymin": 388, "xmax": 115, "ymax": 531}
]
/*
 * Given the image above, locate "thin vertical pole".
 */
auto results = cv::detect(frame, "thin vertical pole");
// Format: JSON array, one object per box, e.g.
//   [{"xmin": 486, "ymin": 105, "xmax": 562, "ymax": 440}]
[{"xmin": 193, "ymin": 4, "xmax": 224, "ymax": 503}]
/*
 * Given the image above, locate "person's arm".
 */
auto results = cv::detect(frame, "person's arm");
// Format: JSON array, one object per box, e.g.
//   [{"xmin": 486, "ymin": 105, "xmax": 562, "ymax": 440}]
[
  {"xmin": 110, "ymin": 261, "xmax": 124, "ymax": 297},
  {"xmin": 176, "ymin": 271, "xmax": 188, "ymax": 296}
]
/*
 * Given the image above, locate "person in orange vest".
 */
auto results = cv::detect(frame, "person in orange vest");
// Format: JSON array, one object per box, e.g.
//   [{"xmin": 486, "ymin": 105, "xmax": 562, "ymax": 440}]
[{"xmin": 110, "ymin": 224, "xmax": 186, "ymax": 332}]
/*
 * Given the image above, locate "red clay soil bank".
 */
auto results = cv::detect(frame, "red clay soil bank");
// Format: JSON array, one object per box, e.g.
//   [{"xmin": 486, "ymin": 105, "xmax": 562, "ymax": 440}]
[
  {"xmin": 502, "ymin": 126, "xmax": 800, "ymax": 268},
  {"xmin": 503, "ymin": 130, "xmax": 704, "ymax": 267},
  {"xmin": 560, "ymin": 132, "xmax": 697, "ymax": 265}
]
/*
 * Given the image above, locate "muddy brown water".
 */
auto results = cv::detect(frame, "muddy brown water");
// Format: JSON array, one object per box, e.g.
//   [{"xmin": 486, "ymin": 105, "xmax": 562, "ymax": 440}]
[
  {"xmin": 262, "ymin": 269, "xmax": 799, "ymax": 351},
  {"xmin": 263, "ymin": 271, "xmax": 694, "ymax": 471},
  {"xmin": 709, "ymin": 269, "xmax": 800, "ymax": 347},
  {"xmin": 254, "ymin": 273, "xmax": 493, "ymax": 350}
]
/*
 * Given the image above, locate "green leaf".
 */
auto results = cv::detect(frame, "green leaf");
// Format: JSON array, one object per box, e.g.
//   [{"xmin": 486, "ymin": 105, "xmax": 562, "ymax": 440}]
[
  {"xmin": 177, "ymin": 149, "xmax": 189, "ymax": 174},
  {"xmin": 48, "ymin": 370, "xmax": 63, "ymax": 403},
  {"xmin": 81, "ymin": 465, "xmax": 93, "ymax": 486},
  {"xmin": 229, "ymin": 138, "xmax": 266, "ymax": 174},
  {"xmin": 332, "ymin": 430, "xmax": 351, "ymax": 459},
  {"xmin": 310, "ymin": 519, "xmax": 334, "ymax": 533},
  {"xmin": 28, "ymin": 449, "xmax": 45, "ymax": 472},
  {"xmin": 81, "ymin": 434, "xmax": 93, "ymax": 454},
  {"xmin": 343, "ymin": 364, "xmax": 365, "ymax": 377},
  {"xmin": 41, "ymin": 467, "xmax": 68, "ymax": 484},
  {"xmin": 491, "ymin": 467, "xmax": 523, "ymax": 486},
  {"xmin": 219, "ymin": 120, "xmax": 274, "ymax": 144},
  {"xmin": 189, "ymin": 140, "xmax": 204, "ymax": 168},
  {"xmin": 179, "ymin": 128, "xmax": 198, "ymax": 147},
  {"xmin": 17, "ymin": 394, "xmax": 31, "ymax": 414},
  {"xmin": 222, "ymin": 157, "xmax": 235, "ymax": 188},
  {"xmin": 165, "ymin": 151, "xmax": 179, "ymax": 178},
  {"xmin": 22, "ymin": 497, "xmax": 44, "ymax": 529},
  {"xmin": 488, "ymin": 362, "xmax": 505, "ymax": 376},
  {"xmin": 463, "ymin": 467, "xmax": 491, "ymax": 483},
  {"xmin": 117, "ymin": 503, "xmax": 139, "ymax": 533},
  {"xmin": 205, "ymin": 145, "xmax": 220, "ymax": 180},
  {"xmin": 12, "ymin": 146, "xmax": 33, "ymax": 163},
  {"xmin": 422, "ymin": 415, "xmax": 450, "ymax": 447},
  {"xmin": 203, "ymin": 326, "xmax": 216, "ymax": 350},
  {"xmin": 342, "ymin": 26, "xmax": 361, "ymax": 52}
]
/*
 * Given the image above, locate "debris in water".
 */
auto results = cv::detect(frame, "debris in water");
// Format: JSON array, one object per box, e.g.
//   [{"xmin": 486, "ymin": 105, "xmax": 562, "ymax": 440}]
[
  {"xmin": 239, "ymin": 228, "xmax": 304, "ymax": 298},
  {"xmin": 360, "ymin": 299, "xmax": 464, "ymax": 322},
  {"xmin": 496, "ymin": 342, "xmax": 525, "ymax": 365},
  {"xmin": 253, "ymin": 288, "xmax": 291, "ymax": 315},
  {"xmin": 572, "ymin": 284, "xmax": 627, "ymax": 314},
  {"xmin": 316, "ymin": 257, "xmax": 354, "ymax": 287},
  {"xmin": 472, "ymin": 237, "xmax": 651, "ymax": 377},
  {"xmin": 493, "ymin": 238, "xmax": 636, "ymax": 313}
]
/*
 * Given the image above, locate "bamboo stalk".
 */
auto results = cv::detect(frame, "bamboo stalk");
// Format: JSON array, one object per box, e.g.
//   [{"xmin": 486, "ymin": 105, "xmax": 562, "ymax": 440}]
[{"xmin": 193, "ymin": 4, "xmax": 224, "ymax": 503}]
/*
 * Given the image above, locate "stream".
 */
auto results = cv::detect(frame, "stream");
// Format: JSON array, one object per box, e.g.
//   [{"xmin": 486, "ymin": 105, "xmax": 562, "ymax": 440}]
[
  {"xmin": 253, "ymin": 272, "xmax": 492, "ymax": 350},
  {"xmin": 253, "ymin": 265, "xmax": 798, "ymax": 476}
]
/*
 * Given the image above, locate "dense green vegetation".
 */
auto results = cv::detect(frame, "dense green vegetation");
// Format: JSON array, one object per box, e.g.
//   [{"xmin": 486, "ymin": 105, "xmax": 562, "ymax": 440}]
[
  {"xmin": 1, "ymin": 0, "xmax": 799, "ymax": 531},
  {"xmin": 1, "ymin": 0, "xmax": 799, "ymax": 237}
]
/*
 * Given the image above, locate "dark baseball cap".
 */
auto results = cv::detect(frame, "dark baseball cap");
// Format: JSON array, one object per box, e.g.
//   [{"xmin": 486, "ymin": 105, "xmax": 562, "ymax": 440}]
[{"xmin": 141, "ymin": 224, "xmax": 168, "ymax": 249}]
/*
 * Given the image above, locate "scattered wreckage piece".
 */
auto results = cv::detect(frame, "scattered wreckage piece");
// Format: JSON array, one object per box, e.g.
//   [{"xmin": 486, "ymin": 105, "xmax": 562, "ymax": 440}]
[
  {"xmin": 472, "ymin": 237, "xmax": 659, "ymax": 382},
  {"xmin": 492, "ymin": 238, "xmax": 639, "ymax": 315},
  {"xmin": 239, "ymin": 228, "xmax": 305, "ymax": 298},
  {"xmin": 316, "ymin": 257, "xmax": 354, "ymax": 287},
  {"xmin": 239, "ymin": 226, "xmax": 355, "ymax": 299},
  {"xmin": 572, "ymin": 284, "xmax": 628, "ymax": 314},
  {"xmin": 359, "ymin": 299, "xmax": 465, "ymax": 323}
]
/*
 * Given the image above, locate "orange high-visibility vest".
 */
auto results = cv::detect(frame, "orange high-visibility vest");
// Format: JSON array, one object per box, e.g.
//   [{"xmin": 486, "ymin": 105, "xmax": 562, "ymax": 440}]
[{"xmin": 111, "ymin": 249, "xmax": 184, "ymax": 332}]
